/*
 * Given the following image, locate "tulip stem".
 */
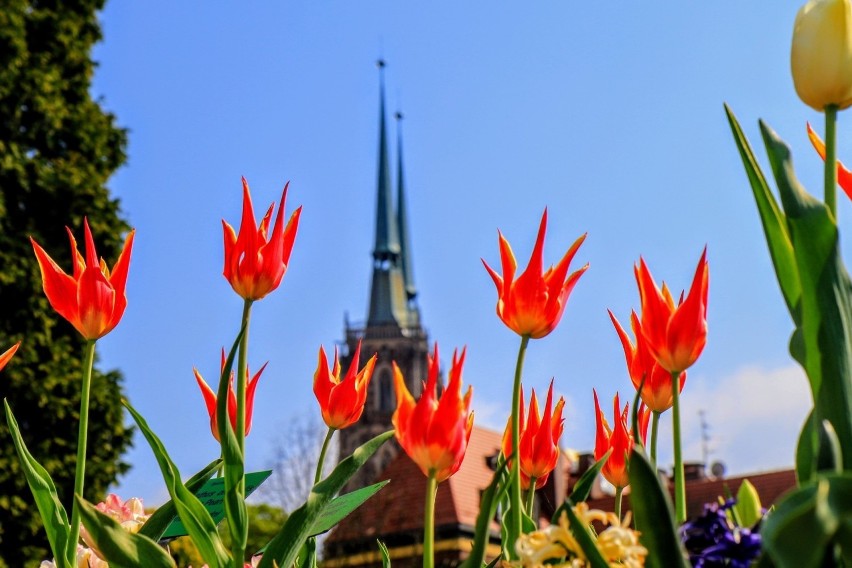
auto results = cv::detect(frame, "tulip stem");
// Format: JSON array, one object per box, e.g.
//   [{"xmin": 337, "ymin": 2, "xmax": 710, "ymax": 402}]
[
  {"xmin": 509, "ymin": 334, "xmax": 530, "ymax": 557},
  {"xmin": 233, "ymin": 298, "xmax": 253, "ymax": 566},
  {"xmin": 614, "ymin": 486, "xmax": 624, "ymax": 521},
  {"xmin": 525, "ymin": 479, "xmax": 538, "ymax": 517},
  {"xmin": 825, "ymin": 104, "xmax": 838, "ymax": 218},
  {"xmin": 671, "ymin": 370, "xmax": 686, "ymax": 524},
  {"xmin": 650, "ymin": 411, "xmax": 660, "ymax": 467},
  {"xmin": 423, "ymin": 471, "xmax": 438, "ymax": 568},
  {"xmin": 315, "ymin": 427, "xmax": 335, "ymax": 485},
  {"xmin": 66, "ymin": 340, "xmax": 96, "ymax": 566}
]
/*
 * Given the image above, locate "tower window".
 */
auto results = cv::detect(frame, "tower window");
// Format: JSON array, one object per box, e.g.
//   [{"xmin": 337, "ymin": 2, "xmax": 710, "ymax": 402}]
[{"xmin": 378, "ymin": 368, "xmax": 393, "ymax": 413}]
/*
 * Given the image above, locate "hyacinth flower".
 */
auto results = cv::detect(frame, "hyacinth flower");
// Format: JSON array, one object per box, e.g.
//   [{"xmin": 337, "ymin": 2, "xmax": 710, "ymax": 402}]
[
  {"xmin": 501, "ymin": 381, "xmax": 565, "ymax": 514},
  {"xmin": 808, "ymin": 121, "xmax": 852, "ymax": 202},
  {"xmin": 393, "ymin": 344, "xmax": 473, "ymax": 568},
  {"xmin": 194, "ymin": 349, "xmax": 267, "ymax": 442},
  {"xmin": 680, "ymin": 499, "xmax": 762, "ymax": 568},
  {"xmin": 635, "ymin": 250, "xmax": 708, "ymax": 523},
  {"xmin": 28, "ymin": 218, "xmax": 135, "ymax": 564},
  {"xmin": 609, "ymin": 309, "xmax": 686, "ymax": 465},
  {"xmin": 312, "ymin": 341, "xmax": 377, "ymax": 483},
  {"xmin": 593, "ymin": 390, "xmax": 649, "ymax": 519},
  {"xmin": 482, "ymin": 209, "xmax": 587, "ymax": 551}
]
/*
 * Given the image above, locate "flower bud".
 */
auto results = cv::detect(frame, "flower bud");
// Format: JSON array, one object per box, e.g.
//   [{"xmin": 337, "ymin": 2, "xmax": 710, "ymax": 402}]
[{"xmin": 791, "ymin": 0, "xmax": 852, "ymax": 111}]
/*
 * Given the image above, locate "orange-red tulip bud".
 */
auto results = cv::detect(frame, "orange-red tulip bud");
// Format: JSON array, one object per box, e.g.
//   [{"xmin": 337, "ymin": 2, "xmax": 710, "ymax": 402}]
[
  {"xmin": 501, "ymin": 381, "xmax": 565, "ymax": 490},
  {"xmin": 392, "ymin": 344, "xmax": 474, "ymax": 482},
  {"xmin": 222, "ymin": 177, "xmax": 302, "ymax": 301},
  {"xmin": 313, "ymin": 340, "xmax": 377, "ymax": 430},
  {"xmin": 482, "ymin": 209, "xmax": 588, "ymax": 339},
  {"xmin": 31, "ymin": 219, "xmax": 134, "ymax": 340},
  {"xmin": 635, "ymin": 249, "xmax": 709, "ymax": 374},
  {"xmin": 0, "ymin": 342, "xmax": 20, "ymax": 373},
  {"xmin": 609, "ymin": 310, "xmax": 686, "ymax": 413},
  {"xmin": 194, "ymin": 349, "xmax": 266, "ymax": 442},
  {"xmin": 593, "ymin": 390, "xmax": 650, "ymax": 490},
  {"xmin": 808, "ymin": 121, "xmax": 852, "ymax": 201}
]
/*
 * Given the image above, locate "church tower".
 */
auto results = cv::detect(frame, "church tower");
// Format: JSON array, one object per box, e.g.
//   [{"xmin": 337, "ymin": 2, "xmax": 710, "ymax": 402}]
[{"xmin": 338, "ymin": 62, "xmax": 430, "ymax": 490}]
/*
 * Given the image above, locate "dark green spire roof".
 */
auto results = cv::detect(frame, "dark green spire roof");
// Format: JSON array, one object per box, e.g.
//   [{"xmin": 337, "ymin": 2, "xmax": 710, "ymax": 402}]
[
  {"xmin": 372, "ymin": 61, "xmax": 400, "ymax": 261},
  {"xmin": 395, "ymin": 111, "xmax": 417, "ymax": 302}
]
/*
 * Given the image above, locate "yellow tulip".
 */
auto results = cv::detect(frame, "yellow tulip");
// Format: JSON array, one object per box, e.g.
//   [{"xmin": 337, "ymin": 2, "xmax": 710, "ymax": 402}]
[{"xmin": 791, "ymin": 0, "xmax": 852, "ymax": 111}]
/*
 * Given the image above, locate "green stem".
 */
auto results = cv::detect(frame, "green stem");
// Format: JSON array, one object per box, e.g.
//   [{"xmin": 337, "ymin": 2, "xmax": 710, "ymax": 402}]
[
  {"xmin": 525, "ymin": 478, "xmax": 538, "ymax": 517},
  {"xmin": 671, "ymin": 370, "xmax": 686, "ymax": 524},
  {"xmin": 509, "ymin": 334, "xmax": 530, "ymax": 557},
  {"xmin": 423, "ymin": 472, "xmax": 438, "ymax": 568},
  {"xmin": 650, "ymin": 411, "xmax": 660, "ymax": 467},
  {"xmin": 825, "ymin": 104, "xmax": 838, "ymax": 218},
  {"xmin": 614, "ymin": 485, "xmax": 624, "ymax": 521},
  {"xmin": 65, "ymin": 340, "xmax": 96, "ymax": 566},
  {"xmin": 314, "ymin": 427, "xmax": 335, "ymax": 485},
  {"xmin": 233, "ymin": 298, "xmax": 253, "ymax": 566}
]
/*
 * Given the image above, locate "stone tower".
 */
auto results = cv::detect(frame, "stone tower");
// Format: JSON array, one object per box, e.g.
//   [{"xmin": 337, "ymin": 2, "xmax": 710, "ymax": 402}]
[{"xmin": 338, "ymin": 62, "xmax": 430, "ymax": 491}]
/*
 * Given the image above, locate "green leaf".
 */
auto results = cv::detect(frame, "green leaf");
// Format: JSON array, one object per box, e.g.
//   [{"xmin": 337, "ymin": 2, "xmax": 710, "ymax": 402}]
[
  {"xmin": 562, "ymin": 501, "xmax": 608, "ymax": 568},
  {"xmin": 124, "ymin": 401, "xmax": 230, "ymax": 567},
  {"xmin": 762, "ymin": 474, "xmax": 852, "ymax": 567},
  {"xmin": 733, "ymin": 479, "xmax": 762, "ymax": 528},
  {"xmin": 628, "ymin": 449, "xmax": 688, "ymax": 568},
  {"xmin": 459, "ymin": 455, "xmax": 508, "ymax": 568},
  {"xmin": 796, "ymin": 410, "xmax": 817, "ymax": 484},
  {"xmin": 257, "ymin": 430, "xmax": 394, "ymax": 568},
  {"xmin": 4, "ymin": 400, "xmax": 70, "ymax": 566},
  {"xmin": 308, "ymin": 481, "xmax": 389, "ymax": 536},
  {"xmin": 378, "ymin": 540, "xmax": 391, "ymax": 568},
  {"xmin": 816, "ymin": 419, "xmax": 843, "ymax": 475},
  {"xmin": 217, "ymin": 326, "xmax": 248, "ymax": 556},
  {"xmin": 724, "ymin": 105, "xmax": 801, "ymax": 322},
  {"xmin": 761, "ymin": 121, "xmax": 852, "ymax": 471},
  {"xmin": 550, "ymin": 450, "xmax": 611, "ymax": 528},
  {"xmin": 138, "ymin": 458, "xmax": 223, "ymax": 541},
  {"xmin": 75, "ymin": 495, "xmax": 175, "ymax": 568},
  {"xmin": 498, "ymin": 464, "xmax": 519, "ymax": 560}
]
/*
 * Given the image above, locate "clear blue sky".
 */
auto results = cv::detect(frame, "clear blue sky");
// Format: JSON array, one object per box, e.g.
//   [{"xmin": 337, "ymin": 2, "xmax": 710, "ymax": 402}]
[{"xmin": 84, "ymin": 1, "xmax": 842, "ymax": 505}]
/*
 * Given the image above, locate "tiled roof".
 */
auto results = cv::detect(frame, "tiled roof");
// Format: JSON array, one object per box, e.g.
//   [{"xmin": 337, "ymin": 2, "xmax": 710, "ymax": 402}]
[{"xmin": 326, "ymin": 426, "xmax": 502, "ymax": 546}]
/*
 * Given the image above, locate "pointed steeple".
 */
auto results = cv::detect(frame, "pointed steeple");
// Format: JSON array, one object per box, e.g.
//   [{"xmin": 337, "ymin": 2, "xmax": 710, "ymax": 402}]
[
  {"xmin": 395, "ymin": 111, "xmax": 417, "ymax": 304},
  {"xmin": 368, "ymin": 61, "xmax": 408, "ymax": 327}
]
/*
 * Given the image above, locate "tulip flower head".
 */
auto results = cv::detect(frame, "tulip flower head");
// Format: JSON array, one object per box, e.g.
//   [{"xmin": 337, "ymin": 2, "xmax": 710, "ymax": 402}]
[
  {"xmin": 0, "ymin": 342, "xmax": 20, "ymax": 373},
  {"xmin": 313, "ymin": 340, "xmax": 378, "ymax": 430},
  {"xmin": 194, "ymin": 349, "xmax": 267, "ymax": 442},
  {"xmin": 31, "ymin": 219, "xmax": 134, "ymax": 340},
  {"xmin": 593, "ymin": 390, "xmax": 650, "ymax": 490},
  {"xmin": 808, "ymin": 121, "xmax": 852, "ymax": 200},
  {"xmin": 222, "ymin": 177, "xmax": 302, "ymax": 301},
  {"xmin": 609, "ymin": 310, "xmax": 686, "ymax": 413},
  {"xmin": 392, "ymin": 345, "xmax": 474, "ymax": 482},
  {"xmin": 501, "ymin": 381, "xmax": 565, "ymax": 490},
  {"xmin": 80, "ymin": 494, "xmax": 149, "ymax": 562},
  {"xmin": 482, "ymin": 210, "xmax": 588, "ymax": 339},
  {"xmin": 791, "ymin": 0, "xmax": 852, "ymax": 111},
  {"xmin": 635, "ymin": 250, "xmax": 709, "ymax": 375}
]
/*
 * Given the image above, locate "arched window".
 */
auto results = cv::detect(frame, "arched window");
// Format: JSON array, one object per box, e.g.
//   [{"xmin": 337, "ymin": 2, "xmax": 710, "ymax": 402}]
[{"xmin": 378, "ymin": 368, "xmax": 393, "ymax": 413}]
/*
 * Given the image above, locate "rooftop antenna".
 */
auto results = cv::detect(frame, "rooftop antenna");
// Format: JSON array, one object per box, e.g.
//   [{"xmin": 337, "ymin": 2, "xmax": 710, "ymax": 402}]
[{"xmin": 699, "ymin": 409, "xmax": 712, "ymax": 465}]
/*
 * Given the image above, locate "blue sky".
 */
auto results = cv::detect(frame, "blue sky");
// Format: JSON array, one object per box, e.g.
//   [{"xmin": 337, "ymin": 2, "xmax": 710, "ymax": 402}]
[{"xmin": 83, "ymin": 1, "xmax": 842, "ymax": 505}]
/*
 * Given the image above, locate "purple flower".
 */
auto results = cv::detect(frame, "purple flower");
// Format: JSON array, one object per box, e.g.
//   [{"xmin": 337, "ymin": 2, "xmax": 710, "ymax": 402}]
[{"xmin": 680, "ymin": 499, "xmax": 762, "ymax": 568}]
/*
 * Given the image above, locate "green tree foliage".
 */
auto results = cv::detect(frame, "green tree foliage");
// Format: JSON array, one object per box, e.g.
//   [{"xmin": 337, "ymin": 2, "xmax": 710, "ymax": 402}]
[{"xmin": 0, "ymin": 1, "xmax": 133, "ymax": 565}]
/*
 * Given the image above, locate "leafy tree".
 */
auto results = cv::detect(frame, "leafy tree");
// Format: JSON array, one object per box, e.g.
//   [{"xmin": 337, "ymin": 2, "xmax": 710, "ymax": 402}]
[{"xmin": 0, "ymin": 1, "xmax": 133, "ymax": 565}]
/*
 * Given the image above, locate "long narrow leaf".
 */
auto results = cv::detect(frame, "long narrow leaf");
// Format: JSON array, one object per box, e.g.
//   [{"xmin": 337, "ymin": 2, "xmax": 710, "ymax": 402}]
[
  {"xmin": 551, "ymin": 450, "xmax": 611, "ymax": 525},
  {"xmin": 628, "ymin": 449, "xmax": 688, "ymax": 568},
  {"xmin": 725, "ymin": 105, "xmax": 801, "ymax": 321},
  {"xmin": 459, "ymin": 455, "xmax": 508, "ymax": 568},
  {"xmin": 75, "ymin": 496, "xmax": 175, "ymax": 568},
  {"xmin": 378, "ymin": 540, "xmax": 391, "ymax": 568},
  {"xmin": 4, "ymin": 400, "xmax": 70, "ymax": 565},
  {"xmin": 124, "ymin": 401, "xmax": 231, "ymax": 567},
  {"xmin": 562, "ymin": 501, "xmax": 608, "ymax": 568},
  {"xmin": 308, "ymin": 481, "xmax": 389, "ymax": 536},
  {"xmin": 257, "ymin": 430, "xmax": 394, "ymax": 568},
  {"xmin": 138, "ymin": 457, "xmax": 223, "ymax": 541},
  {"xmin": 218, "ymin": 326, "xmax": 248, "ymax": 554}
]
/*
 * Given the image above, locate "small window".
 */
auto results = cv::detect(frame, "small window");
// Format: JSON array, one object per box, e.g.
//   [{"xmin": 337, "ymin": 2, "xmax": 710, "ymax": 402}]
[{"xmin": 378, "ymin": 368, "xmax": 393, "ymax": 412}]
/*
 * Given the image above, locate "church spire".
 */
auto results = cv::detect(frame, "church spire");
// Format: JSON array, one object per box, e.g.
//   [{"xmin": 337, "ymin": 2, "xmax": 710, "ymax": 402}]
[{"xmin": 395, "ymin": 111, "xmax": 417, "ymax": 303}]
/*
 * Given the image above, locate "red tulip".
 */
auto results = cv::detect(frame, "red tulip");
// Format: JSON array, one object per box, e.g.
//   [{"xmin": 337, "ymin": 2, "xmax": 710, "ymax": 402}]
[
  {"xmin": 31, "ymin": 219, "xmax": 134, "ymax": 340},
  {"xmin": 609, "ymin": 310, "xmax": 686, "ymax": 413},
  {"xmin": 222, "ymin": 177, "xmax": 301, "ymax": 301},
  {"xmin": 393, "ymin": 345, "xmax": 473, "ymax": 482},
  {"xmin": 593, "ymin": 390, "xmax": 650, "ymax": 490},
  {"xmin": 501, "ymin": 381, "xmax": 565, "ymax": 490},
  {"xmin": 313, "ymin": 341, "xmax": 377, "ymax": 430},
  {"xmin": 635, "ymin": 250, "xmax": 709, "ymax": 374},
  {"xmin": 807, "ymin": 121, "xmax": 852, "ymax": 201},
  {"xmin": 194, "ymin": 349, "xmax": 267, "ymax": 442},
  {"xmin": 0, "ymin": 342, "xmax": 20, "ymax": 372},
  {"xmin": 482, "ymin": 210, "xmax": 588, "ymax": 339}
]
